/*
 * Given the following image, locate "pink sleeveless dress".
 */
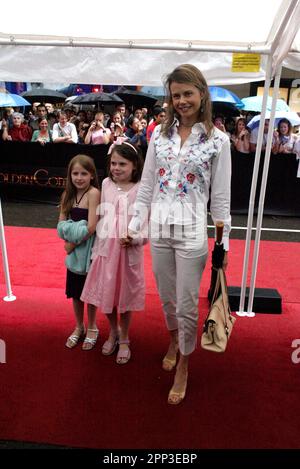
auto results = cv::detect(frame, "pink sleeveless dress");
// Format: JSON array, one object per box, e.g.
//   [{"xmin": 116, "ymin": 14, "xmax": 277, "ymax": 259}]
[{"xmin": 80, "ymin": 178, "xmax": 146, "ymax": 313}]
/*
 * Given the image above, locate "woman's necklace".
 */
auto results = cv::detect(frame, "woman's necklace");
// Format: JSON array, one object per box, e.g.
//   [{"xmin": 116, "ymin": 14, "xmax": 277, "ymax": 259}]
[{"xmin": 75, "ymin": 187, "xmax": 90, "ymax": 207}]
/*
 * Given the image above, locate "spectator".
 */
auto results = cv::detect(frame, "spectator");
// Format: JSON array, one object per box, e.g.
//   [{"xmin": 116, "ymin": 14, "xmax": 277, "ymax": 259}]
[
  {"xmin": 141, "ymin": 107, "xmax": 148, "ymax": 120},
  {"xmin": 249, "ymin": 119, "xmax": 275, "ymax": 153},
  {"xmin": 107, "ymin": 104, "xmax": 127, "ymax": 129},
  {"xmin": 109, "ymin": 112, "xmax": 127, "ymax": 144},
  {"xmin": 84, "ymin": 111, "xmax": 110, "ymax": 145},
  {"xmin": 146, "ymin": 106, "xmax": 166, "ymax": 143},
  {"xmin": 231, "ymin": 117, "xmax": 250, "ymax": 154},
  {"xmin": 125, "ymin": 116, "xmax": 147, "ymax": 152},
  {"xmin": 31, "ymin": 117, "xmax": 52, "ymax": 145},
  {"xmin": 45, "ymin": 103, "xmax": 55, "ymax": 114},
  {"xmin": 2, "ymin": 112, "xmax": 33, "ymax": 142},
  {"xmin": 213, "ymin": 115, "xmax": 227, "ymax": 133},
  {"xmin": 30, "ymin": 104, "xmax": 48, "ymax": 131},
  {"xmin": 47, "ymin": 112, "xmax": 58, "ymax": 130},
  {"xmin": 75, "ymin": 111, "xmax": 90, "ymax": 143},
  {"xmin": 63, "ymin": 104, "xmax": 77, "ymax": 124},
  {"xmin": 272, "ymin": 118, "xmax": 297, "ymax": 154},
  {"xmin": 52, "ymin": 111, "xmax": 78, "ymax": 143},
  {"xmin": 134, "ymin": 108, "xmax": 143, "ymax": 121},
  {"xmin": 140, "ymin": 118, "xmax": 148, "ymax": 130},
  {"xmin": 86, "ymin": 110, "xmax": 95, "ymax": 124}
]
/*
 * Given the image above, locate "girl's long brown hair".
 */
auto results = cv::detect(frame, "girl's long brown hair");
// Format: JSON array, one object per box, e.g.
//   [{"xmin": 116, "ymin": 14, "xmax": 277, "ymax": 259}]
[
  {"xmin": 162, "ymin": 64, "xmax": 214, "ymax": 137},
  {"xmin": 60, "ymin": 154, "xmax": 100, "ymax": 217}
]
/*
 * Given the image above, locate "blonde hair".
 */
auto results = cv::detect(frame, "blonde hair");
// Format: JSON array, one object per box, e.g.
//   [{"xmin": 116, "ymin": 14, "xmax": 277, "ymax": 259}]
[{"xmin": 162, "ymin": 64, "xmax": 213, "ymax": 137}]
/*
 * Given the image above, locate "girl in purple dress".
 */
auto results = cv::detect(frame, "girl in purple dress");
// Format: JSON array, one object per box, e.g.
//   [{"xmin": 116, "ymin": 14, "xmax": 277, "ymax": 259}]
[
  {"xmin": 58, "ymin": 155, "xmax": 101, "ymax": 350},
  {"xmin": 81, "ymin": 143, "xmax": 146, "ymax": 364}
]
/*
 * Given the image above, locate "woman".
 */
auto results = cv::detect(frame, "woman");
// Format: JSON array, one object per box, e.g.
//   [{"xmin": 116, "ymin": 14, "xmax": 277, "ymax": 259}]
[
  {"xmin": 84, "ymin": 111, "xmax": 110, "ymax": 145},
  {"xmin": 2, "ymin": 112, "xmax": 32, "ymax": 142},
  {"xmin": 272, "ymin": 118, "xmax": 297, "ymax": 154},
  {"xmin": 31, "ymin": 117, "xmax": 52, "ymax": 145},
  {"xmin": 127, "ymin": 64, "xmax": 231, "ymax": 405},
  {"xmin": 231, "ymin": 117, "xmax": 250, "ymax": 154}
]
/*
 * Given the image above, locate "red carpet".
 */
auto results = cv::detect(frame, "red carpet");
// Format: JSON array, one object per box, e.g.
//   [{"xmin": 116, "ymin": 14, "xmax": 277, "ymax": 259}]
[{"xmin": 1, "ymin": 226, "xmax": 300, "ymax": 449}]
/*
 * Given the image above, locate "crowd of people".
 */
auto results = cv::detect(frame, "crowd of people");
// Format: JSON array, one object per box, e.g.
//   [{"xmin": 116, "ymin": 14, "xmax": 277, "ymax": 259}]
[
  {"xmin": 0, "ymin": 101, "xmax": 167, "ymax": 159},
  {"xmin": 1, "ymin": 96, "xmax": 299, "ymax": 160},
  {"xmin": 213, "ymin": 114, "xmax": 300, "ymax": 156}
]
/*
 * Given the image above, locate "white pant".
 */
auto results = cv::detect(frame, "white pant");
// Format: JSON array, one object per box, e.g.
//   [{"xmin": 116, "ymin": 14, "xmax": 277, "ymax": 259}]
[{"xmin": 151, "ymin": 236, "xmax": 207, "ymax": 356}]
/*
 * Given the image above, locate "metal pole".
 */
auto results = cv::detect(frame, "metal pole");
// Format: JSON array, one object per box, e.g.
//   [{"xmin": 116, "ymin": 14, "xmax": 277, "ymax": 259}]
[
  {"xmin": 236, "ymin": 55, "xmax": 273, "ymax": 317},
  {"xmin": 247, "ymin": 65, "xmax": 282, "ymax": 314},
  {"xmin": 0, "ymin": 198, "xmax": 16, "ymax": 301}
]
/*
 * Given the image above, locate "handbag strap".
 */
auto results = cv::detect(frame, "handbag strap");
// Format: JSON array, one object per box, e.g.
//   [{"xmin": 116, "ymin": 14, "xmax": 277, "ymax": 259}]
[
  {"xmin": 210, "ymin": 268, "xmax": 221, "ymax": 305},
  {"xmin": 219, "ymin": 268, "xmax": 235, "ymax": 329}
]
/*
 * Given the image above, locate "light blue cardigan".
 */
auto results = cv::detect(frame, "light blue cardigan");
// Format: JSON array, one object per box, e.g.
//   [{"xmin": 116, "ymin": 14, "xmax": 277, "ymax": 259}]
[{"xmin": 57, "ymin": 219, "xmax": 95, "ymax": 275}]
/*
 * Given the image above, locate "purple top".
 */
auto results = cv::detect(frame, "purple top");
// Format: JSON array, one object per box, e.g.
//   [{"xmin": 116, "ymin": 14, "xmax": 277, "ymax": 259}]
[{"xmin": 70, "ymin": 207, "xmax": 88, "ymax": 222}]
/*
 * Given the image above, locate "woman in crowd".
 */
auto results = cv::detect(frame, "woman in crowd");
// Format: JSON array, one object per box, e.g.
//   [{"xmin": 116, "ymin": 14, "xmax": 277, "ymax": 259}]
[
  {"xmin": 84, "ymin": 111, "xmax": 111, "ymax": 145},
  {"xmin": 272, "ymin": 118, "xmax": 297, "ymax": 154},
  {"xmin": 31, "ymin": 117, "xmax": 52, "ymax": 145},
  {"xmin": 231, "ymin": 117, "xmax": 250, "ymax": 154},
  {"xmin": 1, "ymin": 112, "xmax": 33, "ymax": 142}
]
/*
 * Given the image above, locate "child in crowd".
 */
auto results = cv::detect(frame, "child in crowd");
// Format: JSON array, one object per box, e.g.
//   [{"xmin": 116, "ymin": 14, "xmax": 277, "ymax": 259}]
[
  {"xmin": 58, "ymin": 155, "xmax": 101, "ymax": 350},
  {"xmin": 80, "ymin": 142, "xmax": 146, "ymax": 364}
]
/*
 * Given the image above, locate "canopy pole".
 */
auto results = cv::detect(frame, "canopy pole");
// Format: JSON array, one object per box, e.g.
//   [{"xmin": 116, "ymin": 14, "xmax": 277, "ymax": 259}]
[
  {"xmin": 0, "ymin": 198, "xmax": 16, "ymax": 302},
  {"xmin": 247, "ymin": 65, "xmax": 282, "ymax": 314},
  {"xmin": 237, "ymin": 54, "xmax": 273, "ymax": 317}
]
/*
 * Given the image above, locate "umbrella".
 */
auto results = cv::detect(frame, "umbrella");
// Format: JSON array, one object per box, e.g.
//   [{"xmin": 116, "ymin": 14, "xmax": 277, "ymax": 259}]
[
  {"xmin": 208, "ymin": 222, "xmax": 225, "ymax": 304},
  {"xmin": 247, "ymin": 111, "xmax": 300, "ymax": 130},
  {"xmin": 21, "ymin": 88, "xmax": 67, "ymax": 103},
  {"xmin": 241, "ymin": 96, "xmax": 290, "ymax": 112},
  {"xmin": 71, "ymin": 92, "xmax": 124, "ymax": 106},
  {"xmin": 0, "ymin": 92, "xmax": 31, "ymax": 107},
  {"xmin": 209, "ymin": 86, "xmax": 244, "ymax": 108},
  {"xmin": 113, "ymin": 88, "xmax": 158, "ymax": 109}
]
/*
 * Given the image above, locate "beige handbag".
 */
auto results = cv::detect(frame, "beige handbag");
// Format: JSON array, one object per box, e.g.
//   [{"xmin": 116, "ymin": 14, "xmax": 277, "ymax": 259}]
[{"xmin": 201, "ymin": 268, "xmax": 236, "ymax": 352}]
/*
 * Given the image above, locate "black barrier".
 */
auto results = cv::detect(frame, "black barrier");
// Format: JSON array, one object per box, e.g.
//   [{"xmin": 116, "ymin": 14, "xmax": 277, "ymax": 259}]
[
  {"xmin": 0, "ymin": 141, "xmax": 299, "ymax": 215},
  {"xmin": 231, "ymin": 150, "xmax": 300, "ymax": 216}
]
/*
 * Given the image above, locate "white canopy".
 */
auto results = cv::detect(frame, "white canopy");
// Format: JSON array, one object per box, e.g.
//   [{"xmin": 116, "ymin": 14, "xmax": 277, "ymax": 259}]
[{"xmin": 0, "ymin": 0, "xmax": 300, "ymax": 85}]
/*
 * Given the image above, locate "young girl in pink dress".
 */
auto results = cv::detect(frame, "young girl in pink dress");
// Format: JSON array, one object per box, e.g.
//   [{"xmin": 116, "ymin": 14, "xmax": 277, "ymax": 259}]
[{"xmin": 80, "ymin": 142, "xmax": 146, "ymax": 364}]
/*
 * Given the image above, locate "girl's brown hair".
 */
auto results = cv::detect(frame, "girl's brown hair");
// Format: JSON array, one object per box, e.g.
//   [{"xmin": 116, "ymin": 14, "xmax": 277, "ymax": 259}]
[
  {"xmin": 60, "ymin": 154, "xmax": 100, "ymax": 217},
  {"xmin": 162, "ymin": 64, "xmax": 214, "ymax": 137},
  {"xmin": 107, "ymin": 143, "xmax": 144, "ymax": 183}
]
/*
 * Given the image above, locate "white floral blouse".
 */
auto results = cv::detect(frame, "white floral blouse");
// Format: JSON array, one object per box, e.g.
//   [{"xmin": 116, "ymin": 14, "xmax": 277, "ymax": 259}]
[{"xmin": 129, "ymin": 119, "xmax": 231, "ymax": 251}]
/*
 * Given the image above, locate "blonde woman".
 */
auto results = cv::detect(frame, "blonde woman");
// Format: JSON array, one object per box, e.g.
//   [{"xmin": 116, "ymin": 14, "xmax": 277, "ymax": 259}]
[{"xmin": 84, "ymin": 111, "xmax": 110, "ymax": 145}]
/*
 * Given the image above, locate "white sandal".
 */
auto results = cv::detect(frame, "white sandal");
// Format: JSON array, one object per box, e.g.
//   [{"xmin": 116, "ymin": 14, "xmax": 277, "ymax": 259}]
[
  {"xmin": 82, "ymin": 328, "xmax": 99, "ymax": 351},
  {"xmin": 65, "ymin": 325, "xmax": 85, "ymax": 349}
]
